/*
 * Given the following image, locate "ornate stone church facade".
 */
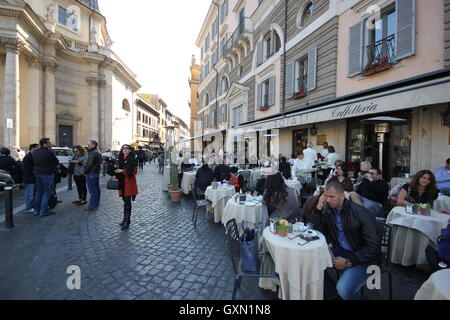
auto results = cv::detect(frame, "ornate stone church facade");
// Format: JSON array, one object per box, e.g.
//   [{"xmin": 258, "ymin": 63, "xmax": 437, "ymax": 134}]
[{"xmin": 0, "ymin": 0, "xmax": 141, "ymax": 152}]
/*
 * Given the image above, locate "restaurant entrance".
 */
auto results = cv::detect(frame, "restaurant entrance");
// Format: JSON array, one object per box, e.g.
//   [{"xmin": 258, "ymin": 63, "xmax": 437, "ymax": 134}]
[
  {"xmin": 346, "ymin": 111, "xmax": 412, "ymax": 180},
  {"xmin": 292, "ymin": 129, "xmax": 308, "ymax": 156}
]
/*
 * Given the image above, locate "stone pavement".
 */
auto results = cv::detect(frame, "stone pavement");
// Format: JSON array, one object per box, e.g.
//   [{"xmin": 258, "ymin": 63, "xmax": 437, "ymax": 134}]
[{"xmin": 0, "ymin": 164, "xmax": 430, "ymax": 300}]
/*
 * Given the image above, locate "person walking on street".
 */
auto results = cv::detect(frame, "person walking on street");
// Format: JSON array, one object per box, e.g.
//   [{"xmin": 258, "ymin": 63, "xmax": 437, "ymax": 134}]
[
  {"xmin": 70, "ymin": 145, "xmax": 88, "ymax": 206},
  {"xmin": 158, "ymin": 153, "xmax": 164, "ymax": 173},
  {"xmin": 33, "ymin": 138, "xmax": 59, "ymax": 217},
  {"xmin": 84, "ymin": 140, "xmax": 102, "ymax": 211},
  {"xmin": 22, "ymin": 144, "xmax": 40, "ymax": 214},
  {"xmin": 136, "ymin": 146, "xmax": 145, "ymax": 171},
  {"xmin": 113, "ymin": 145, "xmax": 138, "ymax": 230}
]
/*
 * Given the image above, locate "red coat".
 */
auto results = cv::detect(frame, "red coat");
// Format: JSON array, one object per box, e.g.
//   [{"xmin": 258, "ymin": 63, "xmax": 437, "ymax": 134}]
[{"xmin": 118, "ymin": 167, "xmax": 138, "ymax": 197}]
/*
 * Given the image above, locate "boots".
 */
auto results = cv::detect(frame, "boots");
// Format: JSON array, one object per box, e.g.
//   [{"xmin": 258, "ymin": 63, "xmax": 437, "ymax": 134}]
[{"xmin": 121, "ymin": 211, "xmax": 131, "ymax": 230}]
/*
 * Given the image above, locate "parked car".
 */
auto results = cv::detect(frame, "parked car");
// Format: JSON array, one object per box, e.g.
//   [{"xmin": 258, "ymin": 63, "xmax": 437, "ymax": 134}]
[
  {"xmin": 0, "ymin": 169, "xmax": 21, "ymax": 190},
  {"xmin": 52, "ymin": 147, "xmax": 74, "ymax": 166}
]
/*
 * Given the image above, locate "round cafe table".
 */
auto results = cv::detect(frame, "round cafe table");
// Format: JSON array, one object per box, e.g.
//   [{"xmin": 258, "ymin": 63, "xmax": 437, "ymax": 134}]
[
  {"xmin": 414, "ymin": 269, "xmax": 450, "ymax": 300},
  {"xmin": 205, "ymin": 185, "xmax": 236, "ymax": 223},
  {"xmin": 221, "ymin": 197, "xmax": 268, "ymax": 231},
  {"xmin": 386, "ymin": 206, "xmax": 450, "ymax": 266},
  {"xmin": 181, "ymin": 172, "xmax": 196, "ymax": 195},
  {"xmin": 434, "ymin": 195, "xmax": 450, "ymax": 212},
  {"xmin": 259, "ymin": 227, "xmax": 333, "ymax": 300}
]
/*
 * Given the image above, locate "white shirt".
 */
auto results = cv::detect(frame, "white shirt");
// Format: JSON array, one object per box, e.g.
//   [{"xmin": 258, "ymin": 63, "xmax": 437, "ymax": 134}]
[
  {"xmin": 288, "ymin": 158, "xmax": 296, "ymax": 166},
  {"xmin": 17, "ymin": 150, "xmax": 25, "ymax": 162},
  {"xmin": 321, "ymin": 148, "xmax": 329, "ymax": 160},
  {"xmin": 292, "ymin": 158, "xmax": 313, "ymax": 177},
  {"xmin": 327, "ymin": 152, "xmax": 342, "ymax": 168},
  {"xmin": 188, "ymin": 158, "xmax": 198, "ymax": 165},
  {"xmin": 303, "ymin": 148, "xmax": 317, "ymax": 164}
]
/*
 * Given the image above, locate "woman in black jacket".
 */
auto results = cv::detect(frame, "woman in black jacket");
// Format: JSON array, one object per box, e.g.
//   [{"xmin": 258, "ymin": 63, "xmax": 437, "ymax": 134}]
[
  {"xmin": 194, "ymin": 163, "xmax": 214, "ymax": 198},
  {"xmin": 279, "ymin": 157, "xmax": 292, "ymax": 180}
]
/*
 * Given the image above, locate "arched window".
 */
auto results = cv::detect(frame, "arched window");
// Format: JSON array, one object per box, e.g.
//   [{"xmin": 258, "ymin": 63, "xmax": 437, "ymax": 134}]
[
  {"xmin": 122, "ymin": 99, "xmax": 131, "ymax": 112},
  {"xmin": 262, "ymin": 30, "xmax": 282, "ymax": 61},
  {"xmin": 298, "ymin": 1, "xmax": 315, "ymax": 28}
]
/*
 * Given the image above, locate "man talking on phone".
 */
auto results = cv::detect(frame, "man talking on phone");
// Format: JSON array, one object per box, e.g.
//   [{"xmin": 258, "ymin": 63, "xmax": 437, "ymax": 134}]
[{"xmin": 311, "ymin": 182, "xmax": 380, "ymax": 300}]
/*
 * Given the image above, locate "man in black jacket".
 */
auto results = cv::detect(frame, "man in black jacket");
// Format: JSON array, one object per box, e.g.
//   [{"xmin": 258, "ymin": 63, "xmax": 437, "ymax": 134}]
[
  {"xmin": 84, "ymin": 140, "xmax": 102, "ymax": 211},
  {"xmin": 312, "ymin": 182, "xmax": 380, "ymax": 300},
  {"xmin": 33, "ymin": 138, "xmax": 59, "ymax": 217},
  {"xmin": 22, "ymin": 144, "xmax": 40, "ymax": 214},
  {"xmin": 350, "ymin": 168, "xmax": 389, "ymax": 217}
]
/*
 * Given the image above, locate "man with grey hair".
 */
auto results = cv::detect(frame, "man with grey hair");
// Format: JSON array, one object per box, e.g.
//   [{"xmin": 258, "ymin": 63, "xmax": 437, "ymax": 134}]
[
  {"xmin": 311, "ymin": 182, "xmax": 380, "ymax": 300},
  {"xmin": 84, "ymin": 140, "xmax": 102, "ymax": 211}
]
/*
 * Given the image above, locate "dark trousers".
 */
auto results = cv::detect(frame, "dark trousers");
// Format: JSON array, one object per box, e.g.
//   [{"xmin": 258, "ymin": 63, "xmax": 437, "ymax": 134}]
[
  {"xmin": 73, "ymin": 175, "xmax": 87, "ymax": 201},
  {"xmin": 122, "ymin": 196, "xmax": 132, "ymax": 225}
]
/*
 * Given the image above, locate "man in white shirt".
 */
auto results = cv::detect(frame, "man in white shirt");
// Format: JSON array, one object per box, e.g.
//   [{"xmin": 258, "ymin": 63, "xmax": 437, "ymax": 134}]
[
  {"xmin": 288, "ymin": 154, "xmax": 296, "ymax": 166},
  {"xmin": 326, "ymin": 146, "xmax": 342, "ymax": 168},
  {"xmin": 303, "ymin": 142, "xmax": 318, "ymax": 166},
  {"xmin": 320, "ymin": 142, "xmax": 329, "ymax": 162},
  {"xmin": 189, "ymin": 152, "xmax": 199, "ymax": 166},
  {"xmin": 292, "ymin": 152, "xmax": 313, "ymax": 178}
]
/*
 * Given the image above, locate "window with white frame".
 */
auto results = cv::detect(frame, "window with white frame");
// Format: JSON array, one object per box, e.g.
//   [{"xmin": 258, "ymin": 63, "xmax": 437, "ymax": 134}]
[
  {"xmin": 285, "ymin": 47, "xmax": 317, "ymax": 98},
  {"xmin": 257, "ymin": 30, "xmax": 281, "ymax": 66},
  {"xmin": 232, "ymin": 106, "xmax": 243, "ymax": 128},
  {"xmin": 298, "ymin": 1, "xmax": 315, "ymax": 28},
  {"xmin": 294, "ymin": 56, "xmax": 308, "ymax": 94},
  {"xmin": 219, "ymin": 0, "xmax": 228, "ymax": 25},
  {"xmin": 220, "ymin": 76, "xmax": 229, "ymax": 95},
  {"xmin": 257, "ymin": 76, "xmax": 275, "ymax": 110},
  {"xmin": 58, "ymin": 6, "xmax": 78, "ymax": 31}
]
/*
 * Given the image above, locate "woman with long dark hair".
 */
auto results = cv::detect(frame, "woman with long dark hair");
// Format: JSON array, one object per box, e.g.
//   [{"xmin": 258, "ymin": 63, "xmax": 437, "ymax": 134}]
[
  {"xmin": 397, "ymin": 170, "xmax": 439, "ymax": 206},
  {"xmin": 263, "ymin": 172, "xmax": 299, "ymax": 220},
  {"xmin": 114, "ymin": 145, "xmax": 139, "ymax": 230},
  {"xmin": 70, "ymin": 145, "xmax": 88, "ymax": 206}
]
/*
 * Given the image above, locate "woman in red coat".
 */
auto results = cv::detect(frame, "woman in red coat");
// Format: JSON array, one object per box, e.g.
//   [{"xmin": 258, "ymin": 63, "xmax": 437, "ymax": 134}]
[{"xmin": 114, "ymin": 145, "xmax": 139, "ymax": 230}]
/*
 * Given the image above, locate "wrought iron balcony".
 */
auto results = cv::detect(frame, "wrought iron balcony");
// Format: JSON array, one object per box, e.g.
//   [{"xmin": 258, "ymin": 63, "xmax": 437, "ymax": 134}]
[
  {"xmin": 364, "ymin": 35, "xmax": 396, "ymax": 76},
  {"xmin": 224, "ymin": 18, "xmax": 253, "ymax": 58}
]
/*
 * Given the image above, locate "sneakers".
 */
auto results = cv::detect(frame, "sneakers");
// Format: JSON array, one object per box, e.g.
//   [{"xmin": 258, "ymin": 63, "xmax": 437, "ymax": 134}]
[{"xmin": 24, "ymin": 209, "xmax": 34, "ymax": 214}]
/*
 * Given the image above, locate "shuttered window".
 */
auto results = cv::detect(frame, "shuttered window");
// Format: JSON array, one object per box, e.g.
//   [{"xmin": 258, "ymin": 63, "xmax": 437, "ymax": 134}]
[
  {"xmin": 348, "ymin": 22, "xmax": 364, "ymax": 77},
  {"xmin": 307, "ymin": 47, "xmax": 317, "ymax": 91},
  {"xmin": 396, "ymin": 0, "xmax": 415, "ymax": 59}
]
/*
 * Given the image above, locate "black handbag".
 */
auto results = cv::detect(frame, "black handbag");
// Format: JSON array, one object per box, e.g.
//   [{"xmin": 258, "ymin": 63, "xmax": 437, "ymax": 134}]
[
  {"xmin": 68, "ymin": 163, "xmax": 75, "ymax": 175},
  {"xmin": 107, "ymin": 177, "xmax": 120, "ymax": 190},
  {"xmin": 59, "ymin": 164, "xmax": 68, "ymax": 178}
]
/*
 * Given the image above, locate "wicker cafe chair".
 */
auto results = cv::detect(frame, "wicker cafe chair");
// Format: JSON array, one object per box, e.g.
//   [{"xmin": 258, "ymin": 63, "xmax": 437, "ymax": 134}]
[
  {"xmin": 190, "ymin": 182, "xmax": 210, "ymax": 229},
  {"xmin": 225, "ymin": 219, "xmax": 278, "ymax": 300}
]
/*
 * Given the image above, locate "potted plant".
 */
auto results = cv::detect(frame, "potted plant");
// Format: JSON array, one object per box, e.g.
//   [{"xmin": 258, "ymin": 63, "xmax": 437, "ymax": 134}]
[
  {"xmin": 293, "ymin": 89, "xmax": 307, "ymax": 99},
  {"xmin": 168, "ymin": 157, "xmax": 182, "ymax": 202},
  {"xmin": 259, "ymin": 105, "xmax": 270, "ymax": 112}
]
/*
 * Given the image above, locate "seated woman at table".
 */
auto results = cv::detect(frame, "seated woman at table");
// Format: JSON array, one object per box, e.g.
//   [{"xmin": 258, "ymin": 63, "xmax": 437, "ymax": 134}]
[
  {"xmin": 279, "ymin": 157, "xmax": 292, "ymax": 180},
  {"xmin": 214, "ymin": 161, "xmax": 231, "ymax": 182},
  {"xmin": 263, "ymin": 172, "xmax": 299, "ymax": 220},
  {"xmin": 229, "ymin": 167, "xmax": 244, "ymax": 192},
  {"xmin": 326, "ymin": 164, "xmax": 354, "ymax": 192},
  {"xmin": 396, "ymin": 170, "xmax": 439, "ymax": 206},
  {"xmin": 194, "ymin": 163, "xmax": 214, "ymax": 198}
]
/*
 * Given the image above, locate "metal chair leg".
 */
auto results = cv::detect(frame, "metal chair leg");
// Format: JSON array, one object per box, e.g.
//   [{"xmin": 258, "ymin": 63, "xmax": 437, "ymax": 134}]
[
  {"xmin": 388, "ymin": 271, "xmax": 393, "ymax": 300},
  {"xmin": 232, "ymin": 278, "xmax": 239, "ymax": 300}
]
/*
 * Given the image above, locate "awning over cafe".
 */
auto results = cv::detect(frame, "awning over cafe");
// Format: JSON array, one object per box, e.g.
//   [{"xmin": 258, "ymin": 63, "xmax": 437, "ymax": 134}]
[{"xmin": 229, "ymin": 75, "xmax": 450, "ymax": 135}]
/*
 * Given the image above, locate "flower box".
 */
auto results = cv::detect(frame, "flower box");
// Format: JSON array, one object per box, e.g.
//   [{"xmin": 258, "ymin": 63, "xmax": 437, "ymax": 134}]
[
  {"xmin": 293, "ymin": 91, "xmax": 307, "ymax": 99},
  {"xmin": 259, "ymin": 105, "xmax": 270, "ymax": 111}
]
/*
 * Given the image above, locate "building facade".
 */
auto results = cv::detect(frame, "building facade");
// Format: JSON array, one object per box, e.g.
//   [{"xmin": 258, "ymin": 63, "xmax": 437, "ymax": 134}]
[
  {"xmin": 193, "ymin": 0, "xmax": 450, "ymax": 180},
  {"xmin": 135, "ymin": 94, "xmax": 160, "ymax": 148},
  {"xmin": 188, "ymin": 55, "xmax": 201, "ymax": 151},
  {"xmin": 0, "ymin": 0, "xmax": 140, "ymax": 153}
]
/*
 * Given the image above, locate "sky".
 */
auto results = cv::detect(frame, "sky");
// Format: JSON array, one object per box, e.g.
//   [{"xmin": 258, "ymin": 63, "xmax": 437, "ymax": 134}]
[{"xmin": 99, "ymin": 0, "xmax": 211, "ymax": 125}]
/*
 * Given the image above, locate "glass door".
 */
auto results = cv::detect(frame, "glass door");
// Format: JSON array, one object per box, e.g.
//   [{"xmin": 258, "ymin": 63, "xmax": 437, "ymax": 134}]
[{"xmin": 292, "ymin": 129, "xmax": 308, "ymax": 155}]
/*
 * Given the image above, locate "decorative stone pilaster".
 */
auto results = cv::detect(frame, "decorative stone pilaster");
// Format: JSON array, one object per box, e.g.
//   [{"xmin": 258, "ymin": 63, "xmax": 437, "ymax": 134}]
[
  {"xmin": 98, "ymin": 75, "xmax": 107, "ymax": 149},
  {"xmin": 44, "ymin": 60, "xmax": 57, "ymax": 142},
  {"xmin": 86, "ymin": 77, "xmax": 100, "ymax": 143},
  {"xmin": 2, "ymin": 38, "xmax": 20, "ymax": 150}
]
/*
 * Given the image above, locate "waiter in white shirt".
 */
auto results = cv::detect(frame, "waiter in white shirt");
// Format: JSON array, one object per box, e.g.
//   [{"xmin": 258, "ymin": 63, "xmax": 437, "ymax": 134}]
[
  {"xmin": 303, "ymin": 142, "xmax": 318, "ymax": 166},
  {"xmin": 292, "ymin": 152, "xmax": 313, "ymax": 178},
  {"xmin": 320, "ymin": 142, "xmax": 329, "ymax": 162}
]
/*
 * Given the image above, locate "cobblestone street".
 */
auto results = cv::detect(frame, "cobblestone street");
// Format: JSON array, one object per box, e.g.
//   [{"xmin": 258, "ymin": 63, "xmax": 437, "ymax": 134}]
[{"xmin": 0, "ymin": 164, "xmax": 429, "ymax": 300}]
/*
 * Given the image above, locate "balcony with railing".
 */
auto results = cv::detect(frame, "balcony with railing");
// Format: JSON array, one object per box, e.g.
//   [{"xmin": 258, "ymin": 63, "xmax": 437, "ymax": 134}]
[
  {"xmin": 363, "ymin": 35, "xmax": 396, "ymax": 76},
  {"xmin": 223, "ymin": 17, "xmax": 253, "ymax": 60},
  {"xmin": 293, "ymin": 75, "xmax": 307, "ymax": 99}
]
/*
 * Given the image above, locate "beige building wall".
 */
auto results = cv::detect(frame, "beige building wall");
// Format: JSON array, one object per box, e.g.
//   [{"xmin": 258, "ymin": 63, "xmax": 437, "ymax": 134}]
[{"xmin": 337, "ymin": 0, "xmax": 445, "ymax": 97}]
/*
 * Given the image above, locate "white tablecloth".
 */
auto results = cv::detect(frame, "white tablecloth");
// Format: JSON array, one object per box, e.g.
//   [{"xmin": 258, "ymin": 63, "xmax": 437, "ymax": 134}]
[
  {"xmin": 386, "ymin": 207, "xmax": 450, "ymax": 266},
  {"xmin": 221, "ymin": 198, "xmax": 268, "ymax": 231},
  {"xmin": 205, "ymin": 185, "xmax": 236, "ymax": 223},
  {"xmin": 434, "ymin": 195, "xmax": 450, "ymax": 212},
  {"xmin": 415, "ymin": 269, "xmax": 450, "ymax": 300},
  {"xmin": 259, "ymin": 228, "xmax": 333, "ymax": 300},
  {"xmin": 181, "ymin": 172, "xmax": 196, "ymax": 195}
]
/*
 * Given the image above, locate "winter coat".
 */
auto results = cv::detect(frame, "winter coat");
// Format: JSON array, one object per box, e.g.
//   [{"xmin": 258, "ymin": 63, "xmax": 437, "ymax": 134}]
[{"xmin": 22, "ymin": 152, "xmax": 35, "ymax": 184}]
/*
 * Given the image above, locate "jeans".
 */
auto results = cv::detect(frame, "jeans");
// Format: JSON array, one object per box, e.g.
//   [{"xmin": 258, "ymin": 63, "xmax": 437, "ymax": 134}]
[
  {"xmin": 86, "ymin": 173, "xmax": 101, "ymax": 209},
  {"xmin": 24, "ymin": 183, "xmax": 35, "ymax": 211},
  {"xmin": 35, "ymin": 175, "xmax": 55, "ymax": 215},
  {"xmin": 361, "ymin": 197, "xmax": 383, "ymax": 217},
  {"xmin": 324, "ymin": 245, "xmax": 371, "ymax": 300}
]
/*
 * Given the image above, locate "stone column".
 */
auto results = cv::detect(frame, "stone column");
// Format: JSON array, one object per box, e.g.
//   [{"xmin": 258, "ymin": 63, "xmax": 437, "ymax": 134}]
[
  {"xmin": 86, "ymin": 77, "xmax": 100, "ymax": 144},
  {"xmin": 44, "ymin": 51, "xmax": 57, "ymax": 142},
  {"xmin": 2, "ymin": 38, "xmax": 20, "ymax": 151},
  {"xmin": 98, "ymin": 75, "xmax": 106, "ymax": 149},
  {"xmin": 25, "ymin": 57, "xmax": 43, "ymax": 145}
]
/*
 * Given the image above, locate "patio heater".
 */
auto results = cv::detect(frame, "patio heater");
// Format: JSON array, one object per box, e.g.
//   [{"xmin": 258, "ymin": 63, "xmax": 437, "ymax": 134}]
[{"xmin": 362, "ymin": 116, "xmax": 406, "ymax": 173}]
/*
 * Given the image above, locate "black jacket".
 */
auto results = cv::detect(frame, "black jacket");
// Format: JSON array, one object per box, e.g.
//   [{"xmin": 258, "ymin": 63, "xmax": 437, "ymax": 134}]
[
  {"xmin": 311, "ymin": 199, "xmax": 381, "ymax": 267},
  {"xmin": 32, "ymin": 147, "xmax": 59, "ymax": 176},
  {"xmin": 195, "ymin": 167, "xmax": 214, "ymax": 192},
  {"xmin": 22, "ymin": 152, "xmax": 35, "ymax": 184},
  {"xmin": 214, "ymin": 164, "xmax": 231, "ymax": 182},
  {"xmin": 357, "ymin": 178, "xmax": 389, "ymax": 205},
  {"xmin": 84, "ymin": 149, "xmax": 102, "ymax": 175},
  {"xmin": 0, "ymin": 155, "xmax": 18, "ymax": 176}
]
